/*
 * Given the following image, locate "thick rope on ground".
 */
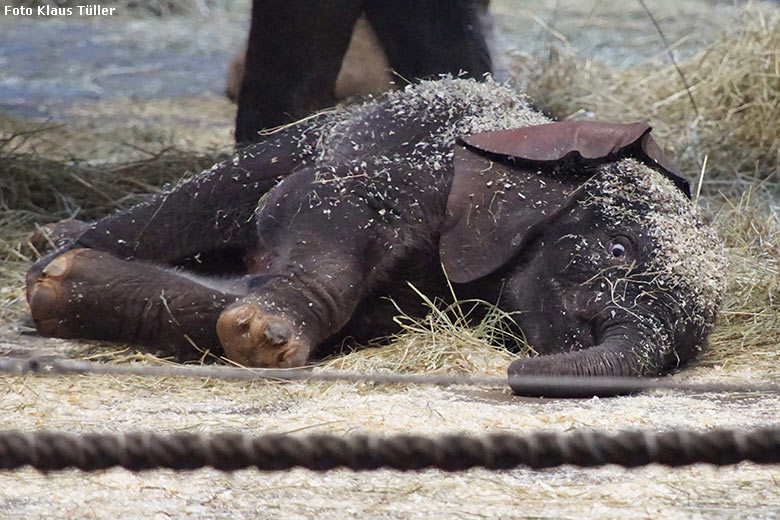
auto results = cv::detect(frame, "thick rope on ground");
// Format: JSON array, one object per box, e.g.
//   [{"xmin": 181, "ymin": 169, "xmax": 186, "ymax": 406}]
[{"xmin": 1, "ymin": 428, "xmax": 779, "ymax": 473}]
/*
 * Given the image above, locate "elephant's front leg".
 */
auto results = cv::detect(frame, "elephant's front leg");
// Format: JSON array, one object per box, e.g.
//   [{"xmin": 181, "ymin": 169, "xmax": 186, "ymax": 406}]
[
  {"xmin": 27, "ymin": 249, "xmax": 244, "ymax": 359},
  {"xmin": 216, "ymin": 239, "xmax": 366, "ymax": 367},
  {"xmin": 213, "ymin": 161, "xmax": 441, "ymax": 368}
]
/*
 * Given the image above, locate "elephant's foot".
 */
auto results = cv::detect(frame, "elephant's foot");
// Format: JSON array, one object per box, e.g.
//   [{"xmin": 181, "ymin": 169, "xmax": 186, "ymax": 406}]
[
  {"xmin": 27, "ymin": 248, "xmax": 122, "ymax": 338},
  {"xmin": 216, "ymin": 303, "xmax": 309, "ymax": 368}
]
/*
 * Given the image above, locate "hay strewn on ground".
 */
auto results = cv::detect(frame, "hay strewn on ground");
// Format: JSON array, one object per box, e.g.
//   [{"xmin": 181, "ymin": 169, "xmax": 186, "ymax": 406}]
[
  {"xmin": 0, "ymin": 124, "xmax": 228, "ymax": 221},
  {"xmin": 705, "ymin": 188, "xmax": 779, "ymax": 370}
]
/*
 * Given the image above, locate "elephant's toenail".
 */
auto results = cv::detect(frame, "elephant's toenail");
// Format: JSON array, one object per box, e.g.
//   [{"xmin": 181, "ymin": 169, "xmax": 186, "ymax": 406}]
[{"xmin": 42, "ymin": 256, "xmax": 70, "ymax": 278}]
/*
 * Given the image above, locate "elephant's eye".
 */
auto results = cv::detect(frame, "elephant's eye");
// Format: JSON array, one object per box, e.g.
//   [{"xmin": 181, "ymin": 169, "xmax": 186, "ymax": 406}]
[
  {"xmin": 610, "ymin": 243, "xmax": 626, "ymax": 258},
  {"xmin": 607, "ymin": 237, "xmax": 632, "ymax": 261}
]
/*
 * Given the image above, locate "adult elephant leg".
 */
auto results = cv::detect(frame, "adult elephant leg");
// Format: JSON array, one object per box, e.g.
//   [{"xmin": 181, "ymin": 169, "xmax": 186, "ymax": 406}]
[
  {"xmin": 27, "ymin": 248, "xmax": 247, "ymax": 360},
  {"xmin": 363, "ymin": 0, "xmax": 492, "ymax": 82},
  {"xmin": 235, "ymin": 0, "xmax": 364, "ymax": 144}
]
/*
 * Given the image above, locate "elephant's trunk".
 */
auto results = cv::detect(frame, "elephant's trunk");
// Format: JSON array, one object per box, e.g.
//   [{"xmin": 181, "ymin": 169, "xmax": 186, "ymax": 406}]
[{"xmin": 507, "ymin": 327, "xmax": 667, "ymax": 397}]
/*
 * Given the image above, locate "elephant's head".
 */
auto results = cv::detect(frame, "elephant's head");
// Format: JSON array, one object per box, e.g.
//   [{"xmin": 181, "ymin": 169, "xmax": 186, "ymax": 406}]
[{"xmin": 439, "ymin": 121, "xmax": 727, "ymax": 394}]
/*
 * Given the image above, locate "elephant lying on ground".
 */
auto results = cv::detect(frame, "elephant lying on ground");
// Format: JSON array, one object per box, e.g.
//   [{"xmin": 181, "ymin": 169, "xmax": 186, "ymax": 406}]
[{"xmin": 26, "ymin": 79, "xmax": 727, "ymax": 395}]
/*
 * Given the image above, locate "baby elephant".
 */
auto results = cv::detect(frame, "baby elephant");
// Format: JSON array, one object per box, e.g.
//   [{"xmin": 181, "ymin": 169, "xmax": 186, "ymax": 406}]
[{"xmin": 26, "ymin": 79, "xmax": 726, "ymax": 394}]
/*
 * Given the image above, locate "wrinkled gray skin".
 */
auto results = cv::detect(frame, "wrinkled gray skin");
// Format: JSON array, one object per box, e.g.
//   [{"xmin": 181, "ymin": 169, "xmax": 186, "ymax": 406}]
[{"xmin": 27, "ymin": 79, "xmax": 727, "ymax": 395}]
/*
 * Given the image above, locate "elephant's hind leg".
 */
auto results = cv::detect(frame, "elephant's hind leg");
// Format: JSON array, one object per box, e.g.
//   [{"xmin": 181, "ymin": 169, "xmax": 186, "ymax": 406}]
[{"xmin": 27, "ymin": 249, "xmax": 242, "ymax": 360}]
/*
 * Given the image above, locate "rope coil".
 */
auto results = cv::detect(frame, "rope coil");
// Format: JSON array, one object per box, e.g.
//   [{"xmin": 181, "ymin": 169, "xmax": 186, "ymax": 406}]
[{"xmin": 1, "ymin": 428, "xmax": 780, "ymax": 473}]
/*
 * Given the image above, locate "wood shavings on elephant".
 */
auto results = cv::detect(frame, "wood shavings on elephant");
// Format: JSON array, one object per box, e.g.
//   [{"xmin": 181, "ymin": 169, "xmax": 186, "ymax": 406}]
[
  {"xmin": 570, "ymin": 159, "xmax": 728, "ymax": 377},
  {"xmin": 590, "ymin": 159, "xmax": 727, "ymax": 316}
]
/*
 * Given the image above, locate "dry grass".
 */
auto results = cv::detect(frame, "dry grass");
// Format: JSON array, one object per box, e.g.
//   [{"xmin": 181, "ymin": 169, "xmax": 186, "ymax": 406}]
[
  {"xmin": 0, "ymin": 96, "xmax": 237, "ymax": 162},
  {"xmin": 510, "ymin": 6, "xmax": 780, "ymax": 189},
  {"xmin": 323, "ymin": 291, "xmax": 525, "ymax": 376},
  {"xmin": 703, "ymin": 187, "xmax": 780, "ymax": 370},
  {"xmin": 0, "ymin": 127, "xmax": 228, "ymax": 221}
]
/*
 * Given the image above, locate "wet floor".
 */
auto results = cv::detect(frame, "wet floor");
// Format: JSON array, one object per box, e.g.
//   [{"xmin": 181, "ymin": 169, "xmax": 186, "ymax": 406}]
[{"xmin": 0, "ymin": 11, "xmax": 248, "ymax": 119}]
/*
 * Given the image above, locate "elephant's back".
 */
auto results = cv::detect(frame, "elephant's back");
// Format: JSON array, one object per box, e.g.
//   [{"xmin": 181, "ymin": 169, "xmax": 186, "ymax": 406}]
[{"xmin": 313, "ymin": 77, "xmax": 551, "ymax": 173}]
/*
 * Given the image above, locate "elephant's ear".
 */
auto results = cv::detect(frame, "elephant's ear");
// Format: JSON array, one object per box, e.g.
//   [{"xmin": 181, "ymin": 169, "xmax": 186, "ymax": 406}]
[
  {"xmin": 463, "ymin": 121, "xmax": 690, "ymax": 198},
  {"xmin": 440, "ymin": 144, "xmax": 579, "ymax": 283},
  {"xmin": 439, "ymin": 121, "xmax": 689, "ymax": 284}
]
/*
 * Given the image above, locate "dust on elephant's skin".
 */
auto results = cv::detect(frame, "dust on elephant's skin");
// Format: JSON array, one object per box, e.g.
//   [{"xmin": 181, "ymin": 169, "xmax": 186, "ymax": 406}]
[{"xmin": 26, "ymin": 79, "xmax": 726, "ymax": 395}]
